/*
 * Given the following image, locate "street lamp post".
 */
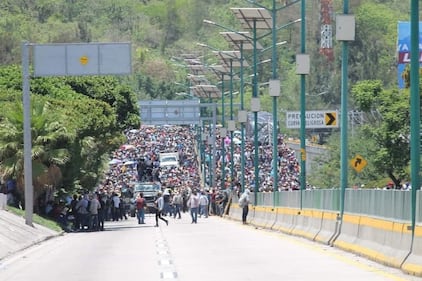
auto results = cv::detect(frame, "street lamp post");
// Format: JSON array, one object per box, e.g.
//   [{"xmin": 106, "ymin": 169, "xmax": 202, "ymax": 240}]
[
  {"xmin": 410, "ymin": 0, "xmax": 420, "ymax": 240},
  {"xmin": 213, "ymin": 53, "xmax": 241, "ymax": 189},
  {"xmin": 199, "ymin": 43, "xmax": 244, "ymax": 190},
  {"xmin": 219, "ymin": 32, "xmax": 262, "ymax": 192},
  {"xmin": 210, "ymin": 65, "xmax": 230, "ymax": 190},
  {"xmin": 202, "ymin": 17, "xmax": 295, "ymax": 196},
  {"xmin": 231, "ymin": 7, "xmax": 272, "ymax": 204},
  {"xmin": 246, "ymin": 0, "xmax": 302, "ymax": 204},
  {"xmin": 221, "ymin": 77, "xmax": 226, "ymax": 190},
  {"xmin": 191, "ymin": 86, "xmax": 221, "ymax": 189},
  {"xmin": 229, "ymin": 59, "xmax": 235, "ymax": 185},
  {"xmin": 299, "ymin": 0, "xmax": 308, "ymax": 208}
]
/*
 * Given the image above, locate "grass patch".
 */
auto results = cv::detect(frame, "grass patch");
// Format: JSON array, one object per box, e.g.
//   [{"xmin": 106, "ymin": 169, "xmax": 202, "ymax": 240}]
[{"xmin": 6, "ymin": 206, "xmax": 63, "ymax": 232}]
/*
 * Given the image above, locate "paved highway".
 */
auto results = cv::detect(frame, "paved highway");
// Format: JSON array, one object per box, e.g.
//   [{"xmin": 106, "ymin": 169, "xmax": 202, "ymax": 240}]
[{"xmin": 0, "ymin": 214, "xmax": 420, "ymax": 281}]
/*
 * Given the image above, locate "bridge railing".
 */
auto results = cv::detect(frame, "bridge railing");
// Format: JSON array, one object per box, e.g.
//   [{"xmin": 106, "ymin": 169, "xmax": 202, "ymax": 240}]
[{"xmin": 253, "ymin": 189, "xmax": 421, "ymax": 223}]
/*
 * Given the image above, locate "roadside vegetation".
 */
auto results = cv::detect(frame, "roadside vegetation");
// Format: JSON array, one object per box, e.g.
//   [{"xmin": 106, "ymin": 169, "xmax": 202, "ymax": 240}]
[{"xmin": 6, "ymin": 206, "xmax": 62, "ymax": 232}]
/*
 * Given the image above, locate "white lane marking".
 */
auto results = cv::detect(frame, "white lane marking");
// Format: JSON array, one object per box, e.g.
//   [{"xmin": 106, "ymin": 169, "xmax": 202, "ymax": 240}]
[{"xmin": 155, "ymin": 228, "xmax": 179, "ymax": 279}]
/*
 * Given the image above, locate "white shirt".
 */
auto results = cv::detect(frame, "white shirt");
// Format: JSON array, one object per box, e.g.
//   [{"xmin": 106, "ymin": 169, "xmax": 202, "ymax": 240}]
[
  {"xmin": 199, "ymin": 194, "xmax": 209, "ymax": 206},
  {"xmin": 112, "ymin": 195, "xmax": 120, "ymax": 208}
]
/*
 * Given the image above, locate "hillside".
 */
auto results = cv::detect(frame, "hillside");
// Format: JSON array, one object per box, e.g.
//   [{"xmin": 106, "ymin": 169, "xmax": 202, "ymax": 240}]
[
  {"xmin": 0, "ymin": 0, "xmax": 418, "ymax": 190},
  {"xmin": 0, "ymin": 0, "xmax": 412, "ymax": 102}
]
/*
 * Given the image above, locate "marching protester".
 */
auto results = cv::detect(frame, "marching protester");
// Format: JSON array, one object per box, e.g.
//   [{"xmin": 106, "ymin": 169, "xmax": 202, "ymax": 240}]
[
  {"xmin": 154, "ymin": 192, "xmax": 169, "ymax": 227},
  {"xmin": 187, "ymin": 189, "xmax": 200, "ymax": 224},
  {"xmin": 199, "ymin": 191, "xmax": 209, "ymax": 218},
  {"xmin": 172, "ymin": 191, "xmax": 183, "ymax": 219},
  {"xmin": 135, "ymin": 192, "xmax": 146, "ymax": 224}
]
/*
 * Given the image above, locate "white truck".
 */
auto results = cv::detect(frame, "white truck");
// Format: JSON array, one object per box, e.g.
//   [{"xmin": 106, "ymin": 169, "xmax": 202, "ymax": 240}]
[{"xmin": 159, "ymin": 152, "xmax": 180, "ymax": 168}]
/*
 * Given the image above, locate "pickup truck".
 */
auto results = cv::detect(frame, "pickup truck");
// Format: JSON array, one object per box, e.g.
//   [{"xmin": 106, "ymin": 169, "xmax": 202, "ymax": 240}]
[{"xmin": 129, "ymin": 182, "xmax": 161, "ymax": 216}]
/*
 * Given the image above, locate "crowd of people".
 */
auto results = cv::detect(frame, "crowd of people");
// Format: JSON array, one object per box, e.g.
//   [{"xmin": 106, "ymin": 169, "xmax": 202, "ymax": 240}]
[
  {"xmin": 205, "ymin": 131, "xmax": 301, "ymax": 192},
  {"xmin": 95, "ymin": 124, "xmax": 302, "ymax": 225},
  {"xmin": 3, "ymin": 124, "xmax": 302, "ymax": 231}
]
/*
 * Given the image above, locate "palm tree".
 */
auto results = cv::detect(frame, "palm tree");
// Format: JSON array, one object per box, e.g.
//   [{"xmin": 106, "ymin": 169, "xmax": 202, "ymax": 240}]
[{"xmin": 0, "ymin": 97, "xmax": 73, "ymax": 211}]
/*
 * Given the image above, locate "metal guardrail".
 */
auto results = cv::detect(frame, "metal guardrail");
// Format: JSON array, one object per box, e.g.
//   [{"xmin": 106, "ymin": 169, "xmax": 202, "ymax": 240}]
[{"xmin": 252, "ymin": 189, "xmax": 421, "ymax": 223}]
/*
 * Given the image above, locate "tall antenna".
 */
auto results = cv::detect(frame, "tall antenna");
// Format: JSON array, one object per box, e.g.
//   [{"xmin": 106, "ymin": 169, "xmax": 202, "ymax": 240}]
[{"xmin": 319, "ymin": 0, "xmax": 334, "ymax": 61}]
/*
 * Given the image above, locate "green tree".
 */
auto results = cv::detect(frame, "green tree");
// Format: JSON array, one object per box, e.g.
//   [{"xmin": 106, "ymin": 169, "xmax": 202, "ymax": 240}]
[
  {"xmin": 60, "ymin": 76, "xmax": 140, "ymax": 130},
  {"xmin": 0, "ymin": 97, "xmax": 72, "ymax": 208},
  {"xmin": 352, "ymin": 80, "xmax": 410, "ymax": 186},
  {"xmin": 349, "ymin": 2, "xmax": 403, "ymax": 87}
]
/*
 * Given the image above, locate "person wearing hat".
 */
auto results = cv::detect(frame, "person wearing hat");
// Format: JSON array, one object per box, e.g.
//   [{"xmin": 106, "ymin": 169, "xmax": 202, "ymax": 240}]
[{"xmin": 238, "ymin": 187, "xmax": 251, "ymax": 224}]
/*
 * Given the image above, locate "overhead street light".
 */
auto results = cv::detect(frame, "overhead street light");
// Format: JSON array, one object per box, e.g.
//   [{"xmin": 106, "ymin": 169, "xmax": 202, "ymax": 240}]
[
  {"xmin": 305, "ymin": 91, "xmax": 328, "ymax": 97},
  {"xmin": 234, "ymin": 4, "xmax": 302, "ymax": 204},
  {"xmin": 198, "ymin": 42, "xmax": 246, "ymax": 187},
  {"xmin": 219, "ymin": 31, "xmax": 264, "ymax": 51},
  {"xmin": 231, "ymin": 7, "xmax": 272, "ymax": 201},
  {"xmin": 203, "ymin": 14, "xmax": 298, "ymax": 195},
  {"xmin": 209, "ymin": 65, "xmax": 229, "ymax": 191}
]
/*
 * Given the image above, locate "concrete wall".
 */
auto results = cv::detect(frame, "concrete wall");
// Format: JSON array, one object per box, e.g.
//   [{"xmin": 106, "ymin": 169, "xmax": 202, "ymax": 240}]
[{"xmin": 0, "ymin": 193, "xmax": 7, "ymax": 210}]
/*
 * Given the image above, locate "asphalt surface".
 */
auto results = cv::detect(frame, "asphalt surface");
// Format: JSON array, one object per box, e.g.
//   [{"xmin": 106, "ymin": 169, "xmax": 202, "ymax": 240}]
[{"xmin": 0, "ymin": 210, "xmax": 421, "ymax": 281}]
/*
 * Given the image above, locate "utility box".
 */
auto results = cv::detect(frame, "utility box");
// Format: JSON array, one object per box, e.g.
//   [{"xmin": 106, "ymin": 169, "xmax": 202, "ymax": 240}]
[
  {"xmin": 227, "ymin": 120, "xmax": 236, "ymax": 131},
  {"xmin": 220, "ymin": 127, "xmax": 227, "ymax": 138},
  {"xmin": 251, "ymin": 98, "xmax": 260, "ymax": 112},
  {"xmin": 296, "ymin": 54, "xmax": 310, "ymax": 75},
  {"xmin": 238, "ymin": 110, "xmax": 248, "ymax": 123},
  {"xmin": 269, "ymin": 79, "xmax": 280, "ymax": 97},
  {"xmin": 336, "ymin": 15, "xmax": 355, "ymax": 41}
]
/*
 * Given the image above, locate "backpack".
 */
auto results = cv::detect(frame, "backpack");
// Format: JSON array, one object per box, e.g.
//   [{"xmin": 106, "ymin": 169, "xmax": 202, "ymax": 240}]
[{"xmin": 238, "ymin": 195, "xmax": 246, "ymax": 208}]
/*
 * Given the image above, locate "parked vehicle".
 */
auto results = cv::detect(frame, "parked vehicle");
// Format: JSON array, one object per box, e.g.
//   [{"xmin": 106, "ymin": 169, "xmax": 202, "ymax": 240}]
[{"xmin": 129, "ymin": 182, "xmax": 161, "ymax": 217}]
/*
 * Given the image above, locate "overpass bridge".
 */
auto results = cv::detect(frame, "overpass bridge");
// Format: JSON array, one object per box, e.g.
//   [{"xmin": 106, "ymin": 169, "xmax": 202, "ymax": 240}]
[{"xmin": 285, "ymin": 140, "xmax": 328, "ymax": 174}]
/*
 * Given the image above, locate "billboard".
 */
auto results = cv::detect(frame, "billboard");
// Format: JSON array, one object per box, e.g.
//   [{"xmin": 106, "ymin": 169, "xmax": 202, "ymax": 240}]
[{"xmin": 397, "ymin": 21, "xmax": 422, "ymax": 88}]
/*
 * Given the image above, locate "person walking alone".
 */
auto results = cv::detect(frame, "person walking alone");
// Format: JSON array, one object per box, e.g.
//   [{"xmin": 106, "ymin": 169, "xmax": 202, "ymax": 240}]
[
  {"xmin": 238, "ymin": 188, "xmax": 251, "ymax": 224},
  {"xmin": 154, "ymin": 192, "xmax": 168, "ymax": 227},
  {"xmin": 188, "ymin": 189, "xmax": 200, "ymax": 224}
]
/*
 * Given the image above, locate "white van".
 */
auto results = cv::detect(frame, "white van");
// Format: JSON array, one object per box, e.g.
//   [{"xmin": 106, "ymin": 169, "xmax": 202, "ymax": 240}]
[{"xmin": 159, "ymin": 152, "xmax": 179, "ymax": 168}]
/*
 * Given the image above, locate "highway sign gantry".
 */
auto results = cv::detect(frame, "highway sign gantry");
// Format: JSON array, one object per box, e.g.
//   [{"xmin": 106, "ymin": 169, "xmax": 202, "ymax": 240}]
[{"xmin": 286, "ymin": 110, "xmax": 338, "ymax": 129}]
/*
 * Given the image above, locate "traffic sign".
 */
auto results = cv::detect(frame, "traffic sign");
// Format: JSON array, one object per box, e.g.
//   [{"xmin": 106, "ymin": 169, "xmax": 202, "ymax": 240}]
[
  {"xmin": 286, "ymin": 110, "xmax": 338, "ymax": 129},
  {"xmin": 79, "ymin": 55, "xmax": 88, "ymax": 65},
  {"xmin": 350, "ymin": 154, "xmax": 367, "ymax": 173},
  {"xmin": 33, "ymin": 42, "xmax": 132, "ymax": 76}
]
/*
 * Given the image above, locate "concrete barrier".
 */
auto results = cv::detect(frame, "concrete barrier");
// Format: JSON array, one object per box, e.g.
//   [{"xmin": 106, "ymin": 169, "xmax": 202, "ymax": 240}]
[
  {"xmin": 226, "ymin": 202, "xmax": 242, "ymax": 222},
  {"xmin": 0, "ymin": 193, "xmax": 7, "ymax": 210},
  {"xmin": 334, "ymin": 214, "xmax": 412, "ymax": 270},
  {"xmin": 249, "ymin": 206, "xmax": 269, "ymax": 228},
  {"xmin": 262, "ymin": 207, "xmax": 277, "ymax": 229},
  {"xmin": 332, "ymin": 213, "xmax": 360, "ymax": 248},
  {"xmin": 290, "ymin": 209, "xmax": 323, "ymax": 241},
  {"xmin": 401, "ymin": 225, "xmax": 422, "ymax": 277},
  {"xmin": 314, "ymin": 211, "xmax": 339, "ymax": 244},
  {"xmin": 272, "ymin": 207, "xmax": 297, "ymax": 233}
]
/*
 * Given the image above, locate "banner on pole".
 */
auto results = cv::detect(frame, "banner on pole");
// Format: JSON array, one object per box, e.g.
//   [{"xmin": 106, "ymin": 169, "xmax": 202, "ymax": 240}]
[{"xmin": 397, "ymin": 22, "xmax": 422, "ymax": 88}]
